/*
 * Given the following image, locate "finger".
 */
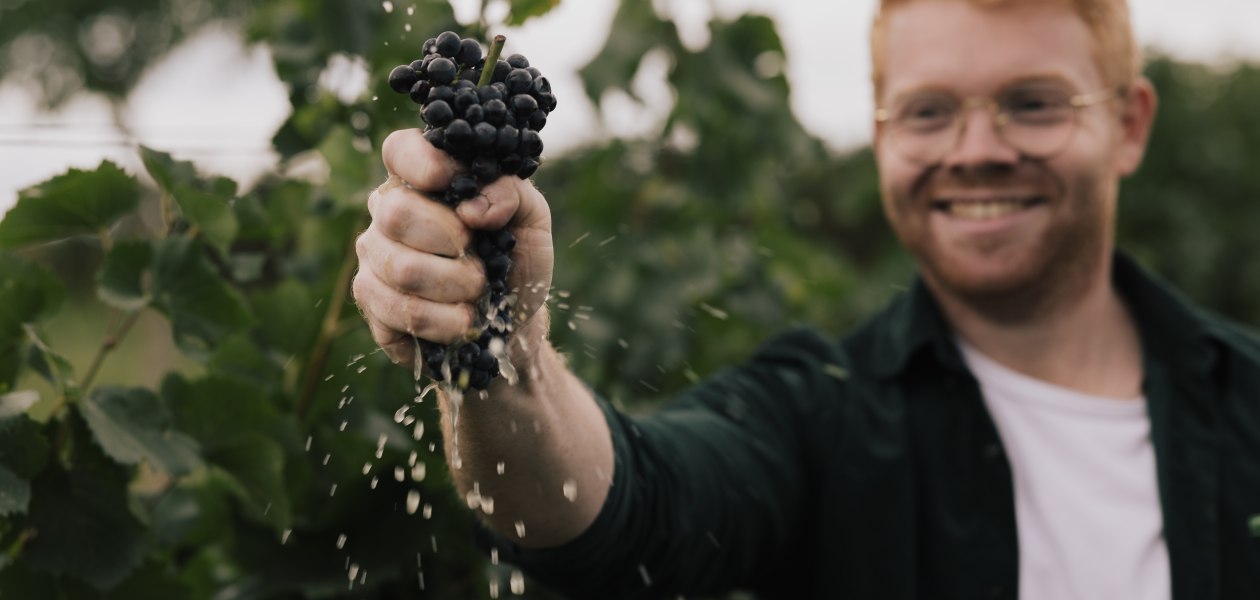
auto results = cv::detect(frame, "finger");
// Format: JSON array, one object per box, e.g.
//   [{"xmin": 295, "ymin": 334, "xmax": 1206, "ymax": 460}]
[
  {"xmin": 357, "ymin": 232, "xmax": 486, "ymax": 303},
  {"xmin": 365, "ymin": 318, "xmax": 416, "ymax": 366},
  {"xmin": 352, "ymin": 268, "xmax": 476, "ymax": 344},
  {"xmin": 456, "ymin": 176, "xmax": 551, "ymax": 232},
  {"xmin": 367, "ymin": 185, "xmax": 471, "ymax": 257},
  {"xmin": 382, "ymin": 129, "xmax": 459, "ymax": 192}
]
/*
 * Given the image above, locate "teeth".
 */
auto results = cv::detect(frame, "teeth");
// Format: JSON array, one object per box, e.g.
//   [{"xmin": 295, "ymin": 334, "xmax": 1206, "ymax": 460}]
[{"xmin": 943, "ymin": 198, "xmax": 1029, "ymax": 219}]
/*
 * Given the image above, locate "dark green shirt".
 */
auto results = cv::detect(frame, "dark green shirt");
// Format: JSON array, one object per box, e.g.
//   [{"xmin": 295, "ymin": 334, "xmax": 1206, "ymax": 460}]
[{"xmin": 491, "ymin": 253, "xmax": 1260, "ymax": 599}]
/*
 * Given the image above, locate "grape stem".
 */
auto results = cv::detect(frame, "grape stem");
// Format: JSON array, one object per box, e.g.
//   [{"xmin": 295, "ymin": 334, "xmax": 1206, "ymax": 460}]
[{"xmin": 477, "ymin": 35, "xmax": 507, "ymax": 87}]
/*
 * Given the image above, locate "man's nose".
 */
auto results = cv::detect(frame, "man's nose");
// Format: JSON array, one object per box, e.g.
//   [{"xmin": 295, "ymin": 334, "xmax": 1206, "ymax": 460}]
[{"xmin": 941, "ymin": 107, "xmax": 1020, "ymax": 171}]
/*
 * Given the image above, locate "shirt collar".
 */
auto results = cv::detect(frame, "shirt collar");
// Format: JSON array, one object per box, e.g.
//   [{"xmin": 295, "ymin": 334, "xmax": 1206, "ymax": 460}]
[{"xmin": 855, "ymin": 251, "xmax": 1222, "ymax": 381}]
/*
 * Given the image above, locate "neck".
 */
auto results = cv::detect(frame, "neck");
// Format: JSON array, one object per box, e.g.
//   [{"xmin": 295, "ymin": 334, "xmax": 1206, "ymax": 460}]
[{"xmin": 929, "ymin": 253, "xmax": 1144, "ymax": 398}]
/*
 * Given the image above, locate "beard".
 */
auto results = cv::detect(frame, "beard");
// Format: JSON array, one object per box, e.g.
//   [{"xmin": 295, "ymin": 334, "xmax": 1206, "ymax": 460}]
[{"xmin": 885, "ymin": 160, "xmax": 1116, "ymax": 324}]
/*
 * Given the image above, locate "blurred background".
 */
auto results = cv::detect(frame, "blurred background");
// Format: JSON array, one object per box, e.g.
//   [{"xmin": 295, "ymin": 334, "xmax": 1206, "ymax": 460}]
[{"xmin": 1, "ymin": 0, "xmax": 1258, "ymax": 598}]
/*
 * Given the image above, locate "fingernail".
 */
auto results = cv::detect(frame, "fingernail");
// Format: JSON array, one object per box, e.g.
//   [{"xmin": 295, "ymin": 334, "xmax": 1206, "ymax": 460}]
[{"xmin": 458, "ymin": 196, "xmax": 489, "ymax": 220}]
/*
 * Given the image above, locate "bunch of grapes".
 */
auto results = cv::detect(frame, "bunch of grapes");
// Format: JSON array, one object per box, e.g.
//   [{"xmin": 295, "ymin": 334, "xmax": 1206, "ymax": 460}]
[{"xmin": 386, "ymin": 31, "xmax": 556, "ymax": 390}]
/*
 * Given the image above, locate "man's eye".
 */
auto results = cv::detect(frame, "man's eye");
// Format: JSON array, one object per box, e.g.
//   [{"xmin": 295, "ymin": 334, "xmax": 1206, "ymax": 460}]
[
  {"xmin": 1004, "ymin": 91, "xmax": 1070, "ymax": 119},
  {"xmin": 898, "ymin": 100, "xmax": 955, "ymax": 128}
]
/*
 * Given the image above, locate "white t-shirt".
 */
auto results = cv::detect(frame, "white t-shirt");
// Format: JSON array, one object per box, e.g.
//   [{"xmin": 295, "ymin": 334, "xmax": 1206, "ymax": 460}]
[{"xmin": 957, "ymin": 339, "xmax": 1171, "ymax": 600}]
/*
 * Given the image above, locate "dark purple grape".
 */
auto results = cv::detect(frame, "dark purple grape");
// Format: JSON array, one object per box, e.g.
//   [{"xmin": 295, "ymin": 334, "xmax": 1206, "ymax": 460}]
[
  {"xmin": 471, "ymin": 156, "xmax": 499, "ymax": 182},
  {"xmin": 424, "ymin": 128, "xmax": 445, "ymax": 150},
  {"xmin": 511, "ymin": 94, "xmax": 538, "ymax": 117},
  {"xmin": 436, "ymin": 31, "xmax": 461, "ymax": 58},
  {"xmin": 445, "ymin": 119, "xmax": 473, "ymax": 148},
  {"xmin": 527, "ymin": 110, "xmax": 547, "ymax": 131},
  {"xmin": 409, "ymin": 59, "xmax": 425, "ymax": 72},
  {"xmin": 423, "ymin": 100, "xmax": 454, "ymax": 127},
  {"xmin": 463, "ymin": 104, "xmax": 484, "ymax": 124},
  {"xmin": 451, "ymin": 175, "xmax": 479, "ymax": 200},
  {"xmin": 538, "ymin": 92, "xmax": 557, "ymax": 112},
  {"xmin": 506, "ymin": 53, "xmax": 530, "ymax": 69},
  {"xmin": 472, "ymin": 122, "xmax": 497, "ymax": 150},
  {"xmin": 483, "ymin": 99, "xmax": 508, "ymax": 126},
  {"xmin": 519, "ymin": 129, "xmax": 543, "ymax": 157},
  {"xmin": 470, "ymin": 370, "xmax": 492, "ymax": 390},
  {"xmin": 453, "ymin": 79, "xmax": 476, "ymax": 92},
  {"xmin": 422, "ymin": 38, "xmax": 437, "ymax": 55},
  {"xmin": 494, "ymin": 125, "xmax": 519, "ymax": 155},
  {"xmin": 500, "ymin": 154, "xmax": 523, "ymax": 175},
  {"xmin": 409, "ymin": 80, "xmax": 431, "ymax": 104},
  {"xmin": 389, "ymin": 65, "xmax": 418, "ymax": 93},
  {"xmin": 517, "ymin": 157, "xmax": 539, "ymax": 179},
  {"xmin": 491, "ymin": 82, "xmax": 509, "ymax": 97},
  {"xmin": 506, "ymin": 68, "xmax": 533, "ymax": 95},
  {"xmin": 530, "ymin": 76, "xmax": 552, "ymax": 98},
  {"xmin": 459, "ymin": 68, "xmax": 480, "ymax": 83},
  {"xmin": 427, "ymin": 85, "xmax": 455, "ymax": 105},
  {"xmin": 526, "ymin": 67, "xmax": 542, "ymax": 79},
  {"xmin": 494, "ymin": 229, "xmax": 516, "ymax": 253},
  {"xmin": 475, "ymin": 235, "xmax": 495, "ymax": 258},
  {"xmin": 454, "ymin": 89, "xmax": 480, "ymax": 113},
  {"xmin": 456, "ymin": 39, "xmax": 482, "ymax": 67},
  {"xmin": 427, "ymin": 57, "xmax": 457, "ymax": 86},
  {"xmin": 492, "ymin": 60, "xmax": 510, "ymax": 83},
  {"xmin": 485, "ymin": 254, "xmax": 511, "ymax": 279},
  {"xmin": 477, "ymin": 85, "xmax": 503, "ymax": 104}
]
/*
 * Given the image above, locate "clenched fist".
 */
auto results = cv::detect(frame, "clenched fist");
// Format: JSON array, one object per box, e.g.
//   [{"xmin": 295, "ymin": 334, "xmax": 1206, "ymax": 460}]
[{"xmin": 352, "ymin": 128, "xmax": 555, "ymax": 369}]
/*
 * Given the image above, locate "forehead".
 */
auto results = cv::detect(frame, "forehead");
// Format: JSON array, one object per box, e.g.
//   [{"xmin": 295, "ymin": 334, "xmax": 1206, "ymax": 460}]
[{"xmin": 881, "ymin": 0, "xmax": 1103, "ymax": 101}]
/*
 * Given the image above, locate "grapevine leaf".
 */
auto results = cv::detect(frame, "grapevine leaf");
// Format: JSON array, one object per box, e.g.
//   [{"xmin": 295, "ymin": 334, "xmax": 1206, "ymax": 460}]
[
  {"xmin": 209, "ymin": 434, "xmax": 292, "ymax": 531},
  {"xmin": 172, "ymin": 184, "xmax": 239, "ymax": 258},
  {"xmin": 23, "ymin": 463, "xmax": 145, "ymax": 589},
  {"xmin": 0, "ymin": 254, "xmax": 65, "ymax": 339},
  {"xmin": 101, "ymin": 561, "xmax": 193, "ymax": 600},
  {"xmin": 149, "ymin": 474, "xmax": 234, "ymax": 550},
  {"xmin": 140, "ymin": 146, "xmax": 201, "ymax": 194},
  {"xmin": 0, "ymin": 162, "xmax": 140, "ymax": 249},
  {"xmin": 25, "ymin": 335, "xmax": 78, "ymax": 400},
  {"xmin": 207, "ymin": 333, "xmax": 285, "ymax": 388},
  {"xmin": 0, "ymin": 464, "xmax": 29, "ymax": 516},
  {"xmin": 0, "ymin": 390, "xmax": 38, "ymax": 419},
  {"xmin": 152, "ymin": 236, "xmax": 253, "ymax": 355},
  {"xmin": 577, "ymin": 0, "xmax": 671, "ymax": 107},
  {"xmin": 0, "ymin": 413, "xmax": 50, "ymax": 480},
  {"xmin": 252, "ymin": 280, "xmax": 321, "ymax": 354},
  {"xmin": 317, "ymin": 125, "xmax": 374, "ymax": 209},
  {"xmin": 81, "ymin": 386, "xmax": 203, "ymax": 476},
  {"xmin": 97, "ymin": 239, "xmax": 154, "ymax": 311},
  {"xmin": 507, "ymin": 0, "xmax": 561, "ymax": 25},
  {"xmin": 163, "ymin": 374, "xmax": 282, "ymax": 453}
]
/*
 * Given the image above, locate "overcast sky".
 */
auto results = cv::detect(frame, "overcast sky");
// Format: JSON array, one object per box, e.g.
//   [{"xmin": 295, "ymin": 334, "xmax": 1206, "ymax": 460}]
[{"xmin": 3, "ymin": 0, "xmax": 1260, "ymax": 215}]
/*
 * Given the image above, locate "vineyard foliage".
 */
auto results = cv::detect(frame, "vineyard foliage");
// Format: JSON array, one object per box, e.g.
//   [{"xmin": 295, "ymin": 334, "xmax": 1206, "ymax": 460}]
[{"xmin": 2, "ymin": 0, "xmax": 1259, "ymax": 597}]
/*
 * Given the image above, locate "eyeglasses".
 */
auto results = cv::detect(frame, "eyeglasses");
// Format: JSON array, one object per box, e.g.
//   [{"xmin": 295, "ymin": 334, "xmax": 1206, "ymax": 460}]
[{"xmin": 875, "ymin": 84, "xmax": 1123, "ymax": 165}]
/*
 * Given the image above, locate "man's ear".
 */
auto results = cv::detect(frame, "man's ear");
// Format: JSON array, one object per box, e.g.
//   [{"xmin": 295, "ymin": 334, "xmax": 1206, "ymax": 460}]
[{"xmin": 1114, "ymin": 77, "xmax": 1158, "ymax": 177}]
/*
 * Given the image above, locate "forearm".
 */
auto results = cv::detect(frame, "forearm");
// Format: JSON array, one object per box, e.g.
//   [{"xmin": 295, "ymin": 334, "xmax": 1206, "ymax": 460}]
[{"xmin": 437, "ymin": 312, "xmax": 614, "ymax": 548}]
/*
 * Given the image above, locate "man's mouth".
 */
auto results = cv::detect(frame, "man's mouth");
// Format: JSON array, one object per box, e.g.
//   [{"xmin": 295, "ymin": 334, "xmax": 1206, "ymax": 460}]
[{"xmin": 930, "ymin": 196, "xmax": 1047, "ymax": 219}]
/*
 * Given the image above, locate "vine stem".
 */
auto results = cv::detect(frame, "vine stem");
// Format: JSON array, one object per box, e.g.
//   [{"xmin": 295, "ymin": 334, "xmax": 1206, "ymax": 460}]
[
  {"xmin": 477, "ymin": 35, "xmax": 507, "ymax": 87},
  {"xmin": 80, "ymin": 310, "xmax": 142, "ymax": 396},
  {"xmin": 296, "ymin": 221, "xmax": 364, "ymax": 422}
]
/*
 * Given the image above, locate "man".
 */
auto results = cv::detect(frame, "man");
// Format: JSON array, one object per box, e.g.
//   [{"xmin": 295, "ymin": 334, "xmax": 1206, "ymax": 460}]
[{"xmin": 352, "ymin": 0, "xmax": 1260, "ymax": 597}]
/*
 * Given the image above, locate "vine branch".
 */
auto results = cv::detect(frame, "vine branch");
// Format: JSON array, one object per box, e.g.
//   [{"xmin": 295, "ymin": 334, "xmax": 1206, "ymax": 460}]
[{"xmin": 296, "ymin": 224, "xmax": 363, "ymax": 421}]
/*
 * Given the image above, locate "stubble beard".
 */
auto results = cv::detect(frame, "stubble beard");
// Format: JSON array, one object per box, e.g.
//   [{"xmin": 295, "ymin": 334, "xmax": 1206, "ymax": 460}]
[{"xmin": 892, "ymin": 165, "xmax": 1115, "ymax": 325}]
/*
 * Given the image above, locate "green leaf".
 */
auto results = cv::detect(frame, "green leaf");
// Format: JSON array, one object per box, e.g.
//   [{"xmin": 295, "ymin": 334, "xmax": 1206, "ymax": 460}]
[
  {"xmin": 152, "ymin": 236, "xmax": 252, "ymax": 354},
  {"xmin": 317, "ymin": 125, "xmax": 374, "ymax": 209},
  {"xmin": 172, "ymin": 184, "xmax": 238, "ymax": 258},
  {"xmin": 210, "ymin": 434, "xmax": 292, "ymax": 531},
  {"xmin": 0, "ymin": 464, "xmax": 29, "ymax": 516},
  {"xmin": 0, "ymin": 162, "xmax": 139, "ymax": 248},
  {"xmin": 507, "ymin": 0, "xmax": 561, "ymax": 25},
  {"xmin": 97, "ymin": 239, "xmax": 154, "ymax": 311},
  {"xmin": 0, "ymin": 390, "xmax": 38, "ymax": 419},
  {"xmin": 163, "ymin": 374, "xmax": 280, "ymax": 452},
  {"xmin": 0, "ymin": 254, "xmax": 65, "ymax": 339},
  {"xmin": 149, "ymin": 474, "xmax": 235, "ymax": 550},
  {"xmin": 24, "ymin": 463, "xmax": 145, "ymax": 590},
  {"xmin": 25, "ymin": 334, "xmax": 79, "ymax": 401},
  {"xmin": 0, "ymin": 413, "xmax": 50, "ymax": 480},
  {"xmin": 81, "ymin": 386, "xmax": 203, "ymax": 476},
  {"xmin": 252, "ymin": 281, "xmax": 321, "ymax": 354}
]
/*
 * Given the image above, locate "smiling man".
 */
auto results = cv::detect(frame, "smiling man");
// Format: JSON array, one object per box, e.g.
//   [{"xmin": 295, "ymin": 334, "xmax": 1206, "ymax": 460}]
[{"xmin": 351, "ymin": 0, "xmax": 1260, "ymax": 598}]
